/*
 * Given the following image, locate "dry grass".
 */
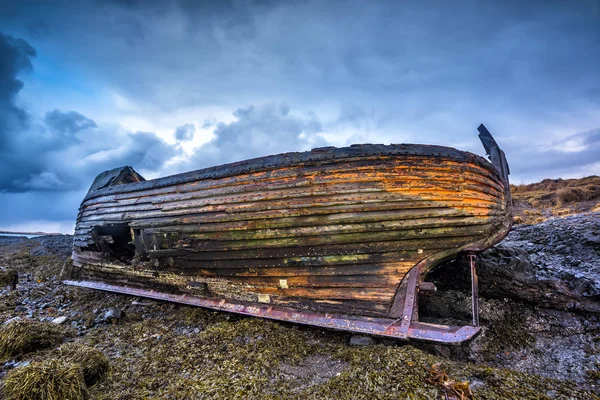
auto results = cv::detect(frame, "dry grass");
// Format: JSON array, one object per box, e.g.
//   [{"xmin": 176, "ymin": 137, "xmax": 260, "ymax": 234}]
[
  {"xmin": 0, "ymin": 319, "xmax": 64, "ymax": 359},
  {"xmin": 511, "ymin": 175, "xmax": 600, "ymax": 224},
  {"xmin": 2, "ymin": 359, "xmax": 88, "ymax": 400}
]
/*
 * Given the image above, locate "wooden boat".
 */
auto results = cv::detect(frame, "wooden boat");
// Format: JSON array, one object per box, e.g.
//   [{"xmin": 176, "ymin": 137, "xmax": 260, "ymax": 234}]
[{"xmin": 65, "ymin": 124, "xmax": 512, "ymax": 343}]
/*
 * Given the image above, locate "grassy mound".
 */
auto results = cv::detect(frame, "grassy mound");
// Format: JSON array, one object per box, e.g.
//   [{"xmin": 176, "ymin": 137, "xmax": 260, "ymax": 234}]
[
  {"xmin": 511, "ymin": 175, "xmax": 600, "ymax": 223},
  {"xmin": 2, "ymin": 359, "xmax": 88, "ymax": 400},
  {"xmin": 0, "ymin": 319, "xmax": 64, "ymax": 358},
  {"xmin": 57, "ymin": 343, "xmax": 109, "ymax": 385}
]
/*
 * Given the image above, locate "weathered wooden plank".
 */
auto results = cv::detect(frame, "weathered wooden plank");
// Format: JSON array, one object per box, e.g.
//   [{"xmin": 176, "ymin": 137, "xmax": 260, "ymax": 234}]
[
  {"xmin": 151, "ymin": 217, "xmax": 491, "ymax": 243},
  {"xmin": 144, "ymin": 237, "xmax": 467, "ymax": 260},
  {"xmin": 79, "ymin": 182, "xmax": 500, "ymax": 221},
  {"xmin": 79, "ymin": 193, "xmax": 494, "ymax": 220},
  {"xmin": 82, "ymin": 149, "xmax": 501, "ymax": 203},
  {"xmin": 79, "ymin": 179, "xmax": 502, "ymax": 217},
  {"xmin": 137, "ymin": 207, "xmax": 501, "ymax": 232},
  {"xmin": 186, "ymin": 263, "xmax": 413, "ymax": 277},
  {"xmin": 171, "ymin": 224, "xmax": 491, "ymax": 251},
  {"xmin": 81, "ymin": 166, "xmax": 503, "ymax": 211},
  {"xmin": 219, "ymin": 273, "xmax": 403, "ymax": 288},
  {"xmin": 253, "ymin": 286, "xmax": 397, "ymax": 301},
  {"xmin": 101, "ymin": 172, "xmax": 502, "ymax": 206},
  {"xmin": 78, "ymin": 194, "xmax": 500, "ymax": 226}
]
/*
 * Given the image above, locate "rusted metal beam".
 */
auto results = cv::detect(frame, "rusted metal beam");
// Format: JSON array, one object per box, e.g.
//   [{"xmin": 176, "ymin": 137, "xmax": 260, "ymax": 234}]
[
  {"xmin": 469, "ymin": 252, "xmax": 480, "ymax": 327},
  {"xmin": 63, "ymin": 279, "xmax": 480, "ymax": 343}
]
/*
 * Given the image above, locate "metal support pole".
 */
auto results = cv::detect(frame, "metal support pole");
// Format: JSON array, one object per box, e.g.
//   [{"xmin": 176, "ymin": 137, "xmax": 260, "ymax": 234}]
[{"xmin": 468, "ymin": 252, "xmax": 479, "ymax": 327}]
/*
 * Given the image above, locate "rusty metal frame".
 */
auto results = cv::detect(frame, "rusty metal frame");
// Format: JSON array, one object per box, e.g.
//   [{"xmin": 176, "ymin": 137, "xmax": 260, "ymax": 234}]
[{"xmin": 63, "ymin": 279, "xmax": 480, "ymax": 343}]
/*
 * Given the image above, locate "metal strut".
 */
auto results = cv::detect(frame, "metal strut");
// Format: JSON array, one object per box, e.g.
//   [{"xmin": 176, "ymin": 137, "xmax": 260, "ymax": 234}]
[{"xmin": 468, "ymin": 252, "xmax": 480, "ymax": 327}]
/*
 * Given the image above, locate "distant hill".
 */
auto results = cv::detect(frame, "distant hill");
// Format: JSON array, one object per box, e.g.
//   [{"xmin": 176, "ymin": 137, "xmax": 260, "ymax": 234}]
[
  {"xmin": 0, "ymin": 230, "xmax": 62, "ymax": 236},
  {"xmin": 510, "ymin": 175, "xmax": 600, "ymax": 224}
]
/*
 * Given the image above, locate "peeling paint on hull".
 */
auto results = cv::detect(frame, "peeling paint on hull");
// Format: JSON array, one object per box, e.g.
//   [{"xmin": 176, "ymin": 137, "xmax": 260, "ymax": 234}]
[{"xmin": 67, "ymin": 124, "xmax": 512, "ymax": 343}]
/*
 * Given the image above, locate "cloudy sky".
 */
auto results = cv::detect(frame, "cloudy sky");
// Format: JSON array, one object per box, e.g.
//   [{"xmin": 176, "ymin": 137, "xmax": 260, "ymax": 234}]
[{"xmin": 0, "ymin": 0, "xmax": 599, "ymax": 233}]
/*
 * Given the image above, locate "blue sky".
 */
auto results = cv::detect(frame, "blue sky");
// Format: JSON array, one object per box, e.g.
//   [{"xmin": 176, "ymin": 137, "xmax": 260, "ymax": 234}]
[{"xmin": 0, "ymin": 0, "xmax": 599, "ymax": 233}]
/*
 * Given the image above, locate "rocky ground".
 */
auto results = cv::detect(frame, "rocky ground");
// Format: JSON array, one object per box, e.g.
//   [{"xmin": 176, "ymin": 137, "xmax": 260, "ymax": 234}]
[{"xmin": 0, "ymin": 214, "xmax": 599, "ymax": 399}]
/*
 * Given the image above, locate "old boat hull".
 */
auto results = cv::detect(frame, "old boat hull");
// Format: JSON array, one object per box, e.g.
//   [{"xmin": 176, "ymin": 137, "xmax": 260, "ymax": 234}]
[{"xmin": 66, "ymin": 125, "xmax": 512, "ymax": 343}]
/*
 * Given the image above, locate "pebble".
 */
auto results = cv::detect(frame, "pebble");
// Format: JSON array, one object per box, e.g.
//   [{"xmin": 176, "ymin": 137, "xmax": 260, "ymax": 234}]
[{"xmin": 51, "ymin": 316, "xmax": 68, "ymax": 324}]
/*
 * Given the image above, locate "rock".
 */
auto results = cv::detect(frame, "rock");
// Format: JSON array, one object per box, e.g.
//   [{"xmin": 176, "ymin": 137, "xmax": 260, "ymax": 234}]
[
  {"xmin": 96, "ymin": 308, "xmax": 125, "ymax": 324},
  {"xmin": 3, "ymin": 317, "xmax": 21, "ymax": 325},
  {"xmin": 30, "ymin": 234, "xmax": 74, "ymax": 260},
  {"xmin": 105, "ymin": 308, "xmax": 125, "ymax": 320},
  {"xmin": 428, "ymin": 212, "xmax": 600, "ymax": 313},
  {"xmin": 14, "ymin": 306, "xmax": 27, "ymax": 313},
  {"xmin": 51, "ymin": 316, "xmax": 68, "ymax": 325},
  {"xmin": 3, "ymin": 360, "xmax": 30, "ymax": 370},
  {"xmin": 349, "ymin": 335, "xmax": 376, "ymax": 346},
  {"xmin": 29, "ymin": 246, "xmax": 50, "ymax": 257}
]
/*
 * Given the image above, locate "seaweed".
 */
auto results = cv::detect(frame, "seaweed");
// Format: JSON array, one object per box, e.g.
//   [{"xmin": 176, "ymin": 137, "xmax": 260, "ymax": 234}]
[
  {"xmin": 0, "ymin": 319, "xmax": 64, "ymax": 359},
  {"xmin": 2, "ymin": 359, "xmax": 88, "ymax": 400},
  {"xmin": 57, "ymin": 343, "xmax": 109, "ymax": 385}
]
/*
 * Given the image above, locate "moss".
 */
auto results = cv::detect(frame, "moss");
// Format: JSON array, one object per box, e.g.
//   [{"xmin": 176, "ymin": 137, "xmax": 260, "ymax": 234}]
[
  {"xmin": 586, "ymin": 364, "xmax": 600, "ymax": 382},
  {"xmin": 2, "ymin": 359, "xmax": 88, "ymax": 400},
  {"xmin": 87, "ymin": 316, "xmax": 338, "ymax": 399},
  {"xmin": 299, "ymin": 345, "xmax": 439, "ymax": 399},
  {"xmin": 0, "ymin": 290, "xmax": 19, "ymax": 314},
  {"xmin": 481, "ymin": 311, "xmax": 536, "ymax": 361},
  {"xmin": 31, "ymin": 254, "xmax": 66, "ymax": 282},
  {"xmin": 57, "ymin": 343, "xmax": 109, "ymax": 385},
  {"xmin": 83, "ymin": 309, "xmax": 600, "ymax": 400},
  {"xmin": 453, "ymin": 364, "xmax": 598, "ymax": 400},
  {"xmin": 0, "ymin": 267, "xmax": 18, "ymax": 288},
  {"xmin": 0, "ymin": 319, "xmax": 64, "ymax": 358}
]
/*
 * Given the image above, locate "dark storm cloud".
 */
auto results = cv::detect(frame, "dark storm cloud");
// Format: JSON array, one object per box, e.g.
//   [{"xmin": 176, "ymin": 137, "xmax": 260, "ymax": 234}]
[
  {"xmin": 1, "ymin": 120, "xmax": 181, "ymax": 192},
  {"xmin": 1, "ymin": 1, "xmax": 598, "ymax": 128},
  {"xmin": 0, "ymin": 32, "xmax": 35, "ymax": 147},
  {"xmin": 0, "ymin": 33, "xmax": 182, "ymax": 193},
  {"xmin": 174, "ymin": 123, "xmax": 195, "ymax": 141}
]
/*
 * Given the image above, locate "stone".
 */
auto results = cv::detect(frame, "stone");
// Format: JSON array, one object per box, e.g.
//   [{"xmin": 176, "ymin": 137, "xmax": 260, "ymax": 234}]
[
  {"xmin": 96, "ymin": 308, "xmax": 126, "ymax": 324},
  {"xmin": 51, "ymin": 316, "xmax": 69, "ymax": 324},
  {"xmin": 3, "ymin": 317, "xmax": 21, "ymax": 325},
  {"xmin": 426, "ymin": 213, "xmax": 600, "ymax": 313},
  {"xmin": 349, "ymin": 335, "xmax": 376, "ymax": 346},
  {"xmin": 29, "ymin": 246, "xmax": 49, "ymax": 257}
]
